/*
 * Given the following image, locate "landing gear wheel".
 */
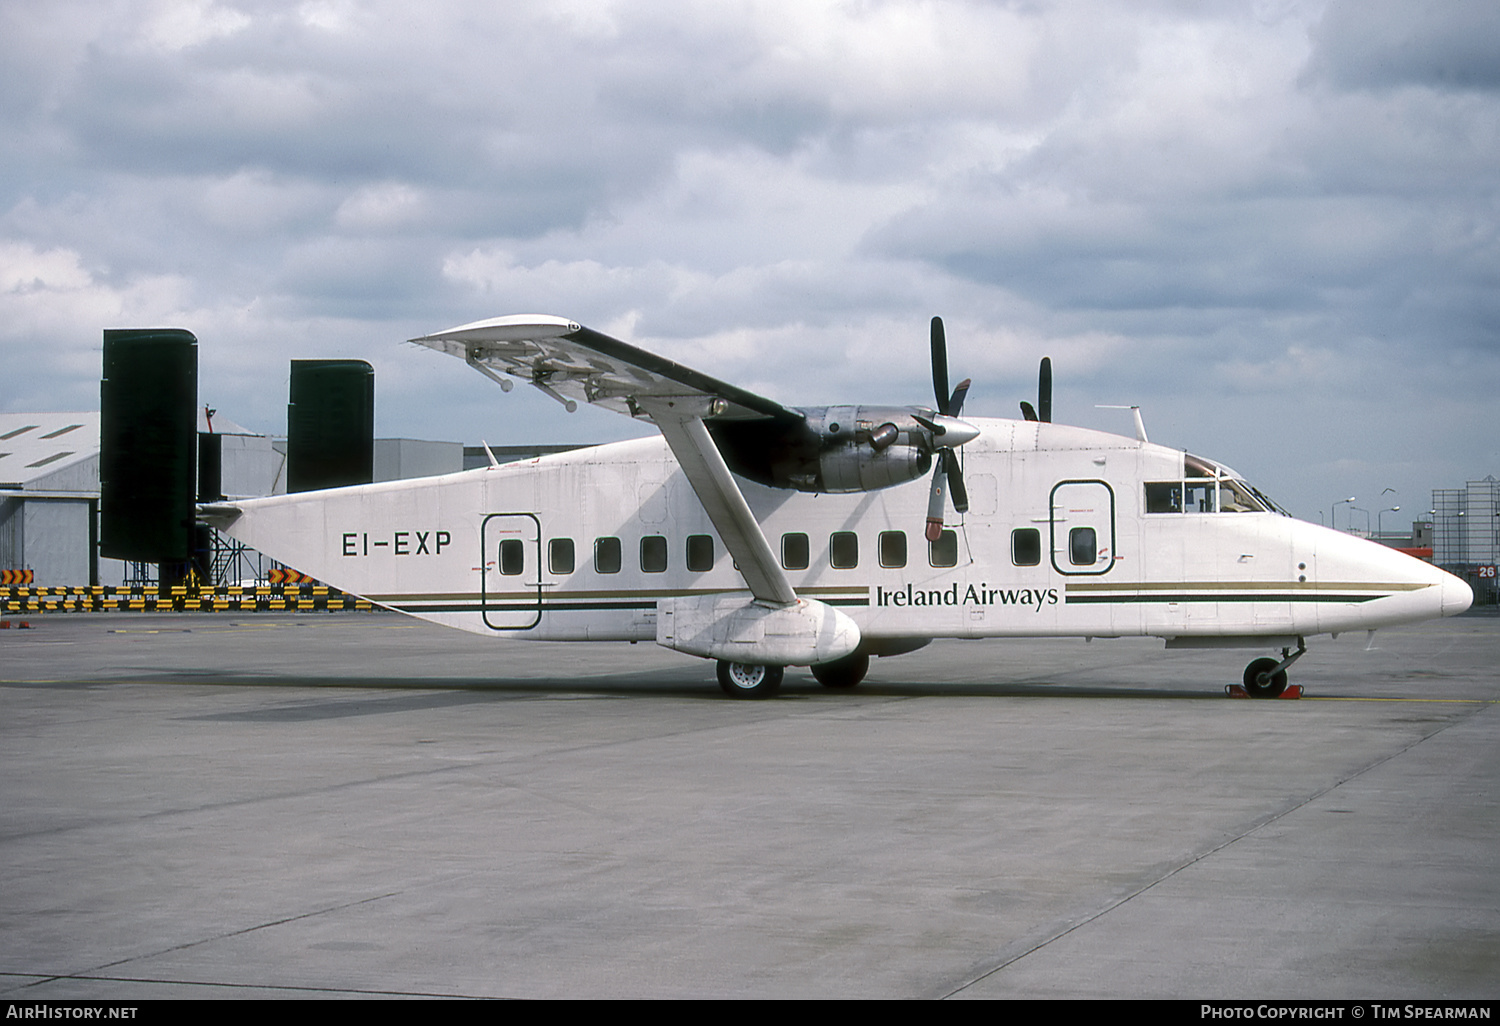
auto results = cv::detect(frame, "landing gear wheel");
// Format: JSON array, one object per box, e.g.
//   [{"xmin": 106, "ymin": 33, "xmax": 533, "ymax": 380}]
[
  {"xmin": 811, "ymin": 652, "xmax": 869, "ymax": 689},
  {"xmin": 1243, "ymin": 657, "xmax": 1288, "ymax": 698},
  {"xmin": 716, "ymin": 661, "xmax": 784, "ymax": 699}
]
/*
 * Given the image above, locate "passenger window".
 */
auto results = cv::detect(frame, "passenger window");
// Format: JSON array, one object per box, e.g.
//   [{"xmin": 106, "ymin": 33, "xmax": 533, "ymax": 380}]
[
  {"xmin": 829, "ymin": 531, "xmax": 858, "ymax": 569},
  {"xmin": 1145, "ymin": 483, "xmax": 1183, "ymax": 514},
  {"xmin": 686, "ymin": 534, "xmax": 714, "ymax": 572},
  {"xmin": 878, "ymin": 530, "xmax": 907, "ymax": 568},
  {"xmin": 1012, "ymin": 528, "xmax": 1041, "ymax": 566},
  {"xmin": 549, "ymin": 538, "xmax": 575, "ymax": 575},
  {"xmin": 781, "ymin": 532, "xmax": 809, "ymax": 570},
  {"xmin": 594, "ymin": 536, "xmax": 621, "ymax": 574},
  {"xmin": 929, "ymin": 530, "xmax": 958, "ymax": 568},
  {"xmin": 499, "ymin": 538, "xmax": 524, "ymax": 576},
  {"xmin": 1070, "ymin": 527, "xmax": 1097, "ymax": 566},
  {"xmin": 641, "ymin": 535, "xmax": 668, "ymax": 573}
]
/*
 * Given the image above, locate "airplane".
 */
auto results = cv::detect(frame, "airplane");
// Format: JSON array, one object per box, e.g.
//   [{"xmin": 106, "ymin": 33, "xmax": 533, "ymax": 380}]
[{"xmin": 202, "ymin": 314, "xmax": 1474, "ymax": 698}]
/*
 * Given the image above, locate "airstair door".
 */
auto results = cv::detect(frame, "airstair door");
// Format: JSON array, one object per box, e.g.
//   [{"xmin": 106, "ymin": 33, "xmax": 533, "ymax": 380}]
[
  {"xmin": 480, "ymin": 512, "xmax": 542, "ymax": 630},
  {"xmin": 1050, "ymin": 480, "xmax": 1116, "ymax": 576}
]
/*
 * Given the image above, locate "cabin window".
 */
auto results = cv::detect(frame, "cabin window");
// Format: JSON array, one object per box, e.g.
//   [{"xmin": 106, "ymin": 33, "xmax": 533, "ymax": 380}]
[
  {"xmin": 1070, "ymin": 527, "xmax": 1097, "ymax": 566},
  {"xmin": 499, "ymin": 538, "xmax": 525, "ymax": 576},
  {"xmin": 686, "ymin": 534, "xmax": 714, "ymax": 572},
  {"xmin": 830, "ymin": 531, "xmax": 859, "ymax": 569},
  {"xmin": 929, "ymin": 530, "xmax": 958, "ymax": 568},
  {"xmin": 782, "ymin": 532, "xmax": 809, "ymax": 570},
  {"xmin": 549, "ymin": 538, "xmax": 575, "ymax": 575},
  {"xmin": 641, "ymin": 535, "xmax": 668, "ymax": 573},
  {"xmin": 594, "ymin": 537, "xmax": 621, "ymax": 574},
  {"xmin": 1012, "ymin": 528, "xmax": 1041, "ymax": 566},
  {"xmin": 878, "ymin": 530, "xmax": 907, "ymax": 569},
  {"xmin": 1145, "ymin": 483, "xmax": 1182, "ymax": 513}
]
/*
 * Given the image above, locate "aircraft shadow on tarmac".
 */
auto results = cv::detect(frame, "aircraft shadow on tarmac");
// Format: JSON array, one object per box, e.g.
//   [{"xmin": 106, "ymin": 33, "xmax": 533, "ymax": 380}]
[{"xmin": 178, "ymin": 673, "xmax": 1225, "ymax": 722}]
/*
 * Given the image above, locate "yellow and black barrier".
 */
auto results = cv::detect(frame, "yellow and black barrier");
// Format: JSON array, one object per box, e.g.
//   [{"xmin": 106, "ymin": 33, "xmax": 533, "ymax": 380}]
[{"xmin": 0, "ymin": 584, "xmax": 374, "ymax": 614}]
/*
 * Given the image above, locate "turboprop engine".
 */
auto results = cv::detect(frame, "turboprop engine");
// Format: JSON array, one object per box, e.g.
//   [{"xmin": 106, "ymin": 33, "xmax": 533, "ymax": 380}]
[
  {"xmin": 707, "ymin": 317, "xmax": 981, "ymax": 544},
  {"xmin": 792, "ymin": 405, "xmax": 936, "ymax": 492},
  {"xmin": 709, "ymin": 404, "xmax": 964, "ymax": 494}
]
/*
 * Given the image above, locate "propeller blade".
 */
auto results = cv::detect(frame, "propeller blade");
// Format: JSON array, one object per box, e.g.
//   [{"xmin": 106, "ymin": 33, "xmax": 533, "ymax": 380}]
[
  {"xmin": 1039, "ymin": 356, "xmax": 1052, "ymax": 424},
  {"xmin": 942, "ymin": 448, "xmax": 969, "ymax": 513},
  {"xmin": 947, "ymin": 378, "xmax": 971, "ymax": 418},
  {"xmin": 1020, "ymin": 400, "xmax": 1038, "ymax": 422},
  {"xmin": 925, "ymin": 463, "xmax": 947, "ymax": 542},
  {"xmin": 931, "ymin": 317, "xmax": 950, "ymax": 414},
  {"xmin": 911, "ymin": 412, "xmax": 942, "ymax": 439}
]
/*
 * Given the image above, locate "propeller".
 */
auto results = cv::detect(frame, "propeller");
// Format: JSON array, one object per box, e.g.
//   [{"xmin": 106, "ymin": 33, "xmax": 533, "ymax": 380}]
[
  {"xmin": 1019, "ymin": 356, "xmax": 1053, "ymax": 423},
  {"xmin": 922, "ymin": 317, "xmax": 977, "ymax": 542}
]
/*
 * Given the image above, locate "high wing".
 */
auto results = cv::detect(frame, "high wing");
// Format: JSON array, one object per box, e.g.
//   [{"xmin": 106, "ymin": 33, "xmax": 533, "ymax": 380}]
[
  {"xmin": 410, "ymin": 314, "xmax": 802, "ymax": 606},
  {"xmin": 409, "ymin": 314, "xmax": 802, "ymax": 426}
]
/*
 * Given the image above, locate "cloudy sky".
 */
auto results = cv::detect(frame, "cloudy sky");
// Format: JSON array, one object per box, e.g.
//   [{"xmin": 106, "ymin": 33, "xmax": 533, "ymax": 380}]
[{"xmin": 3, "ymin": 0, "xmax": 1496, "ymax": 525}]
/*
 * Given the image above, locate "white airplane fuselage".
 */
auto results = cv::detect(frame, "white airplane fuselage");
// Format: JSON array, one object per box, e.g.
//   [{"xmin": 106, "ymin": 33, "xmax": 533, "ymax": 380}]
[{"xmin": 221, "ymin": 418, "xmax": 1471, "ymax": 654}]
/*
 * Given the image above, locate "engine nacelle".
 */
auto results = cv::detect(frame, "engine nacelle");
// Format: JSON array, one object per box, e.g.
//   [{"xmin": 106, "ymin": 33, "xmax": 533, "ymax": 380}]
[
  {"xmin": 817, "ymin": 441, "xmax": 932, "ymax": 492},
  {"xmin": 710, "ymin": 405, "xmax": 935, "ymax": 495}
]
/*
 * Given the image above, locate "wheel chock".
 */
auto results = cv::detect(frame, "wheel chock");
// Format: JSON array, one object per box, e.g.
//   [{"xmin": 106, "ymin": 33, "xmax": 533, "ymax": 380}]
[{"xmin": 1226, "ymin": 684, "xmax": 1304, "ymax": 699}]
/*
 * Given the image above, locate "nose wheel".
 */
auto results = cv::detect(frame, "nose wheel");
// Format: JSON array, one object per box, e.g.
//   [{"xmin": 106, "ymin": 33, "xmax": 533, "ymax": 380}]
[
  {"xmin": 1243, "ymin": 657, "xmax": 1289, "ymax": 698},
  {"xmin": 1236, "ymin": 638, "xmax": 1307, "ymax": 699}
]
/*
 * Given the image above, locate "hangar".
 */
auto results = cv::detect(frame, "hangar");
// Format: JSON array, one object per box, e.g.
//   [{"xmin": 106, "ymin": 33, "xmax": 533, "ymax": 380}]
[{"xmin": 0, "ymin": 409, "xmax": 481, "ymax": 587}]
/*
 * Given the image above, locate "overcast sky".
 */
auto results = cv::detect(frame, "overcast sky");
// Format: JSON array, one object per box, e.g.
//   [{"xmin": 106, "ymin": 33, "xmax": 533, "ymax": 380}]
[{"xmin": 3, "ymin": 0, "xmax": 1496, "ymax": 525}]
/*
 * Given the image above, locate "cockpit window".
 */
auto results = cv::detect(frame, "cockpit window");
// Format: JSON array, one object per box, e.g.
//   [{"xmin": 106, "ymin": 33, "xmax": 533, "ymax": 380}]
[
  {"xmin": 1145, "ymin": 482, "xmax": 1182, "ymax": 513},
  {"xmin": 1145, "ymin": 478, "xmax": 1269, "ymax": 514},
  {"xmin": 1184, "ymin": 454, "xmax": 1218, "ymax": 478},
  {"xmin": 1219, "ymin": 479, "xmax": 1263, "ymax": 513}
]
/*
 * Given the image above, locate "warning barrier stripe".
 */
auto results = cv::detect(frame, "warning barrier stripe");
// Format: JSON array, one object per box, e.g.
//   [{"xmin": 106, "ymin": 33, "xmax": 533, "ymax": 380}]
[{"xmin": 0, "ymin": 585, "xmax": 373, "ymax": 614}]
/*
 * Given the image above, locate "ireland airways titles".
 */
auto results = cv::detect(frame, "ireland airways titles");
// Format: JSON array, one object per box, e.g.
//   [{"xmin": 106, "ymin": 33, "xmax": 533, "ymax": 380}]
[{"xmin": 875, "ymin": 582, "xmax": 1059, "ymax": 611}]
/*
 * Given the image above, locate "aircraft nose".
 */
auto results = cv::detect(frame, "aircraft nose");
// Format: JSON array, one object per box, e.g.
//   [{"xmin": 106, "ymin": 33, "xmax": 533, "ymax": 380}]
[{"xmin": 1440, "ymin": 570, "xmax": 1473, "ymax": 617}]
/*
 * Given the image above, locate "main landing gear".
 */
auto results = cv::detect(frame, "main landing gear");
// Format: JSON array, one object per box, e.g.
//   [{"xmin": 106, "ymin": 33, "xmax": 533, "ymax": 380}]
[
  {"xmin": 716, "ymin": 661, "xmax": 784, "ymax": 699},
  {"xmin": 715, "ymin": 651, "xmax": 872, "ymax": 698},
  {"xmin": 811, "ymin": 651, "xmax": 870, "ymax": 690},
  {"xmin": 1238, "ymin": 638, "xmax": 1308, "ymax": 699}
]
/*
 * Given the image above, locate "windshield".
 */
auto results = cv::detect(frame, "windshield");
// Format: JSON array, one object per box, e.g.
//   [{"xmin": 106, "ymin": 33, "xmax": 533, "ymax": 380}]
[{"xmin": 1146, "ymin": 467, "xmax": 1289, "ymax": 516}]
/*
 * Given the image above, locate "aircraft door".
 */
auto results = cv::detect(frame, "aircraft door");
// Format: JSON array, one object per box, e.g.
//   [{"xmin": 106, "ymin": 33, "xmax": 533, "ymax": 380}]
[
  {"xmin": 1050, "ymin": 480, "xmax": 1116, "ymax": 576},
  {"xmin": 480, "ymin": 512, "xmax": 542, "ymax": 630}
]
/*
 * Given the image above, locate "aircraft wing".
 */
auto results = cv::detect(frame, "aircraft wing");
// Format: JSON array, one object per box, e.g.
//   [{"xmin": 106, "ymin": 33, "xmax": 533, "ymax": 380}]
[
  {"xmin": 411, "ymin": 314, "xmax": 801, "ymax": 606},
  {"xmin": 409, "ymin": 314, "xmax": 802, "ymax": 425}
]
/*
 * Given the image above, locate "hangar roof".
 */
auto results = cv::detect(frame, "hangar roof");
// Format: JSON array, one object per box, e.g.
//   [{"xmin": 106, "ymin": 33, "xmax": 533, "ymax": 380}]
[{"xmin": 0, "ymin": 412, "xmax": 100, "ymax": 492}]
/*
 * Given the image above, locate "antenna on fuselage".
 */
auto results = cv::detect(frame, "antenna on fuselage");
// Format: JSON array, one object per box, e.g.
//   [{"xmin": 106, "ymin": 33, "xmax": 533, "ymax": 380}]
[{"xmin": 1096, "ymin": 405, "xmax": 1149, "ymax": 443}]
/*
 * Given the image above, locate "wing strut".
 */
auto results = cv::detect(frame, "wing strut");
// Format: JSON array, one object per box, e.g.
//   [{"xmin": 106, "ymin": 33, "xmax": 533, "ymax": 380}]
[{"xmin": 638, "ymin": 397, "xmax": 797, "ymax": 607}]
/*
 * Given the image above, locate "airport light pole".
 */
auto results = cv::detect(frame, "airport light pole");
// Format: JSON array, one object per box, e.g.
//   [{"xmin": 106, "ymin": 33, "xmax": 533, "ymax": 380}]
[
  {"xmin": 1351, "ymin": 506, "xmax": 1371, "ymax": 536},
  {"xmin": 1378, "ymin": 506, "xmax": 1400, "ymax": 537},
  {"xmin": 1333, "ymin": 496, "xmax": 1355, "ymax": 532}
]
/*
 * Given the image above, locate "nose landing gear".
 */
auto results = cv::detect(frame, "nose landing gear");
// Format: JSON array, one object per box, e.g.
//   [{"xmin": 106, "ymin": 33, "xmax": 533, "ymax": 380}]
[{"xmin": 1233, "ymin": 638, "xmax": 1307, "ymax": 699}]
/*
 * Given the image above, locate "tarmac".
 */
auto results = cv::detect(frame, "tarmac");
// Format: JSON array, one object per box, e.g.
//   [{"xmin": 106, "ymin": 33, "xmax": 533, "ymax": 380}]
[{"xmin": 0, "ymin": 610, "xmax": 1496, "ymax": 1000}]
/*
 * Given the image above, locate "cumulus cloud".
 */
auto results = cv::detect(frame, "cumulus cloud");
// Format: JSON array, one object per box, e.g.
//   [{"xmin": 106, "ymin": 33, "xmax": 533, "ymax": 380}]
[{"xmin": 1, "ymin": 0, "xmax": 1497, "ymax": 517}]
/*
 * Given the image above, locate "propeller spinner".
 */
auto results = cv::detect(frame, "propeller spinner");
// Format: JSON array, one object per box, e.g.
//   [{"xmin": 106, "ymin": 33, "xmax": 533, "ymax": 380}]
[{"xmin": 922, "ymin": 317, "xmax": 979, "ymax": 542}]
